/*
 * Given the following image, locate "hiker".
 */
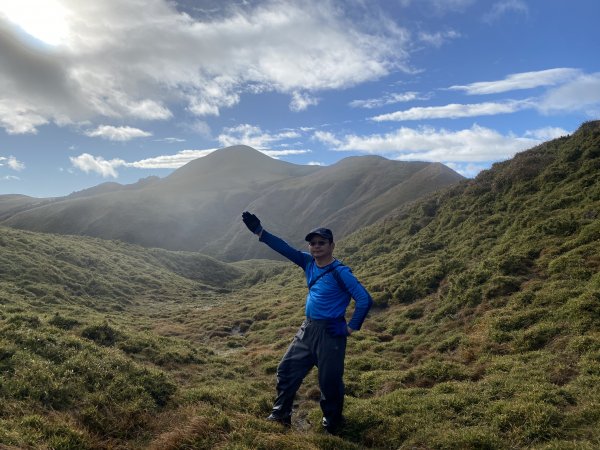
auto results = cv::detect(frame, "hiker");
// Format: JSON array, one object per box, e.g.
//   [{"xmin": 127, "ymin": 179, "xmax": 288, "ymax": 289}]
[{"xmin": 242, "ymin": 211, "xmax": 373, "ymax": 434}]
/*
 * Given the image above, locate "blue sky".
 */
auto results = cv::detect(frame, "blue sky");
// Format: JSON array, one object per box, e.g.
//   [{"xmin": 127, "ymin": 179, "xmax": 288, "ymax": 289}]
[{"xmin": 1, "ymin": 0, "xmax": 599, "ymax": 198}]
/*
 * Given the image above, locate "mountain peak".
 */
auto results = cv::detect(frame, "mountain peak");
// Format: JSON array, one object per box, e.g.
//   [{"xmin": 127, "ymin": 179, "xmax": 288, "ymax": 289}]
[
  {"xmin": 164, "ymin": 145, "xmax": 319, "ymax": 188},
  {"xmin": 202, "ymin": 145, "xmax": 276, "ymax": 165}
]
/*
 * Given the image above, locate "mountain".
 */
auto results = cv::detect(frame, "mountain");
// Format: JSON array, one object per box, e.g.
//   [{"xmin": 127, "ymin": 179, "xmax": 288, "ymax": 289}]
[
  {"xmin": 216, "ymin": 155, "xmax": 463, "ymax": 260},
  {"xmin": 65, "ymin": 176, "xmax": 161, "ymax": 200},
  {"xmin": 0, "ymin": 194, "xmax": 55, "ymax": 221},
  {"xmin": 0, "ymin": 145, "xmax": 463, "ymax": 260}
]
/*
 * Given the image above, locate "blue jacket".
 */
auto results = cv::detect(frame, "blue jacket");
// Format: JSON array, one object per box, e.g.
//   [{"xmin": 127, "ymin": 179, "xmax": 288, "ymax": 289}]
[{"xmin": 259, "ymin": 230, "xmax": 373, "ymax": 330}]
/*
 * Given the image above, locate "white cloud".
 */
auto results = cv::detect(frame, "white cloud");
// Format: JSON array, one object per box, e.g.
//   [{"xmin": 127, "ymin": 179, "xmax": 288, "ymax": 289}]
[
  {"xmin": 218, "ymin": 124, "xmax": 301, "ymax": 149},
  {"xmin": 483, "ymin": 0, "xmax": 528, "ymax": 23},
  {"xmin": 0, "ymin": 100, "xmax": 49, "ymax": 134},
  {"xmin": 538, "ymin": 73, "xmax": 600, "ymax": 116},
  {"xmin": 314, "ymin": 124, "xmax": 541, "ymax": 163},
  {"xmin": 524, "ymin": 127, "xmax": 570, "ymax": 141},
  {"xmin": 400, "ymin": 0, "xmax": 475, "ymax": 14},
  {"xmin": 313, "ymin": 131, "xmax": 342, "ymax": 147},
  {"xmin": 1, "ymin": 175, "xmax": 21, "ymax": 181},
  {"xmin": 128, "ymin": 149, "xmax": 216, "ymax": 169},
  {"xmin": 84, "ymin": 125, "xmax": 152, "ymax": 141},
  {"xmin": 69, "ymin": 153, "xmax": 125, "ymax": 177},
  {"xmin": 445, "ymin": 162, "xmax": 489, "ymax": 178},
  {"xmin": 371, "ymin": 100, "xmax": 531, "ymax": 121},
  {"xmin": 117, "ymin": 98, "xmax": 172, "ymax": 120},
  {"xmin": 350, "ymin": 91, "xmax": 429, "ymax": 109},
  {"xmin": 0, "ymin": 0, "xmax": 411, "ymax": 133},
  {"xmin": 262, "ymin": 149, "xmax": 311, "ymax": 158},
  {"xmin": 418, "ymin": 30, "xmax": 460, "ymax": 48},
  {"xmin": 449, "ymin": 68, "xmax": 581, "ymax": 95},
  {"xmin": 186, "ymin": 120, "xmax": 212, "ymax": 138},
  {"xmin": 307, "ymin": 161, "xmax": 325, "ymax": 166},
  {"xmin": 0, "ymin": 155, "xmax": 25, "ymax": 171},
  {"xmin": 290, "ymin": 92, "xmax": 320, "ymax": 112},
  {"xmin": 7, "ymin": 156, "xmax": 25, "ymax": 171},
  {"xmin": 155, "ymin": 137, "xmax": 186, "ymax": 143},
  {"xmin": 69, "ymin": 149, "xmax": 219, "ymax": 174}
]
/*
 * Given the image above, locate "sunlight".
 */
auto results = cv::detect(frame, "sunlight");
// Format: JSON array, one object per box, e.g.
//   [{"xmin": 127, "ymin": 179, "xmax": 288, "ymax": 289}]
[{"xmin": 0, "ymin": 0, "xmax": 69, "ymax": 46}]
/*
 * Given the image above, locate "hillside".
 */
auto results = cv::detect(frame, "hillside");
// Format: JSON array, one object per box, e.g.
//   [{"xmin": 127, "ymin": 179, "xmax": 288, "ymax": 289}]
[
  {"xmin": 0, "ymin": 226, "xmax": 250, "ymax": 305},
  {"xmin": 0, "ymin": 121, "xmax": 598, "ymax": 449},
  {"xmin": 0, "ymin": 195, "xmax": 55, "ymax": 221},
  {"xmin": 156, "ymin": 121, "xmax": 599, "ymax": 449},
  {"xmin": 0, "ymin": 146, "xmax": 463, "ymax": 261},
  {"xmin": 0, "ymin": 225, "xmax": 285, "ymax": 448}
]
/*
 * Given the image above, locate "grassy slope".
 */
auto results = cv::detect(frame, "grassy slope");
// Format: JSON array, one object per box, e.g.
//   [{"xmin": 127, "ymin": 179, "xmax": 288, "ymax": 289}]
[
  {"xmin": 327, "ymin": 120, "xmax": 600, "ymax": 449},
  {"xmin": 156, "ymin": 121, "xmax": 599, "ymax": 449},
  {"xmin": 0, "ymin": 121, "xmax": 599, "ymax": 449},
  {"xmin": 0, "ymin": 227, "xmax": 268, "ymax": 448}
]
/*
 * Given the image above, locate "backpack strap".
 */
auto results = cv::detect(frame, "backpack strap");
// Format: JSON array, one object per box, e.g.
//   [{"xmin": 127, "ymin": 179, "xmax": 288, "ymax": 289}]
[
  {"xmin": 331, "ymin": 266, "xmax": 350, "ymax": 295},
  {"xmin": 308, "ymin": 261, "xmax": 350, "ymax": 295}
]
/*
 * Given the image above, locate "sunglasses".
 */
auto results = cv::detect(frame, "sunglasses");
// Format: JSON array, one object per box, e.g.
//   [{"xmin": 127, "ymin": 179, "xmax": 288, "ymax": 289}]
[{"xmin": 308, "ymin": 240, "xmax": 329, "ymax": 247}]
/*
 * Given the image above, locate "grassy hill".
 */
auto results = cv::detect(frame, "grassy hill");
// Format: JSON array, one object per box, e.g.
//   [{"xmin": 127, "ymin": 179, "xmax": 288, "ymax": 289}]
[
  {"xmin": 0, "ymin": 226, "xmax": 286, "ymax": 448},
  {"xmin": 0, "ymin": 121, "xmax": 598, "ymax": 449}
]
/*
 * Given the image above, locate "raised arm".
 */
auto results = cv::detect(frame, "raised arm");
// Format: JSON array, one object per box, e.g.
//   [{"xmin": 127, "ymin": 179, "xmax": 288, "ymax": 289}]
[{"xmin": 242, "ymin": 211, "xmax": 309, "ymax": 269}]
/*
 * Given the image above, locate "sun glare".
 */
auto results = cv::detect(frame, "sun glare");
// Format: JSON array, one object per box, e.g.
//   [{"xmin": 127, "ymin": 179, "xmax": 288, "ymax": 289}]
[{"xmin": 0, "ymin": 0, "xmax": 69, "ymax": 46}]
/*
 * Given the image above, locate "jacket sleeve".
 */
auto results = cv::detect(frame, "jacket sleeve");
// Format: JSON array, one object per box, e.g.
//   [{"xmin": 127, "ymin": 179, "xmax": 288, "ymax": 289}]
[
  {"xmin": 259, "ymin": 230, "xmax": 310, "ymax": 269},
  {"xmin": 339, "ymin": 267, "xmax": 373, "ymax": 330}
]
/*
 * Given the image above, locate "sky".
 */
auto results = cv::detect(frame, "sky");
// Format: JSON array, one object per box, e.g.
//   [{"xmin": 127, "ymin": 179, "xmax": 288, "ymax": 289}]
[{"xmin": 0, "ymin": 0, "xmax": 599, "ymax": 198}]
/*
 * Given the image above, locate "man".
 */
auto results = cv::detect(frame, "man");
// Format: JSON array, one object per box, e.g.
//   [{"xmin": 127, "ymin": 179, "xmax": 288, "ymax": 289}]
[{"xmin": 242, "ymin": 211, "xmax": 373, "ymax": 434}]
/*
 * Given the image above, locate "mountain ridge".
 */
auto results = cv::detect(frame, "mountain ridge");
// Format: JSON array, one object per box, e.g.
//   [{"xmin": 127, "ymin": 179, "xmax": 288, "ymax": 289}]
[{"xmin": 0, "ymin": 147, "xmax": 463, "ymax": 260}]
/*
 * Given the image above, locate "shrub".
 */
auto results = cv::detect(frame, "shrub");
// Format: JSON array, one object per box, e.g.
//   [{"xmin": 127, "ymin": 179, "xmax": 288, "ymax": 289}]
[
  {"xmin": 16, "ymin": 415, "xmax": 92, "ymax": 450},
  {"xmin": 561, "ymin": 291, "xmax": 600, "ymax": 332},
  {"xmin": 81, "ymin": 323, "xmax": 120, "ymax": 346},
  {"xmin": 0, "ymin": 344, "xmax": 16, "ymax": 373},
  {"xmin": 48, "ymin": 314, "xmax": 81, "ymax": 330},
  {"xmin": 429, "ymin": 426, "xmax": 501, "ymax": 450},
  {"xmin": 489, "ymin": 399, "xmax": 563, "ymax": 445},
  {"xmin": 493, "ymin": 309, "xmax": 545, "ymax": 333},
  {"xmin": 497, "ymin": 253, "xmax": 534, "ymax": 276},
  {"xmin": 405, "ymin": 306, "xmax": 424, "ymax": 320},
  {"xmin": 404, "ymin": 360, "xmax": 470, "ymax": 387},
  {"xmin": 7, "ymin": 315, "xmax": 42, "ymax": 328},
  {"xmin": 484, "ymin": 276, "xmax": 522, "ymax": 299},
  {"xmin": 515, "ymin": 323, "xmax": 562, "ymax": 351},
  {"xmin": 436, "ymin": 335, "xmax": 462, "ymax": 353}
]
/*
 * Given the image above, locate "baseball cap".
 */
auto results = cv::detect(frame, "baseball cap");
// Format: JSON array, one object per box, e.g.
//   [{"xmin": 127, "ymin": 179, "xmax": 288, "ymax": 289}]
[{"xmin": 305, "ymin": 227, "xmax": 334, "ymax": 242}]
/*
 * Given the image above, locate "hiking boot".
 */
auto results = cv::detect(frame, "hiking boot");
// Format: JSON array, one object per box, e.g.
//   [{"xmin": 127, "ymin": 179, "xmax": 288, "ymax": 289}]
[
  {"xmin": 266, "ymin": 413, "xmax": 292, "ymax": 427},
  {"xmin": 322, "ymin": 415, "xmax": 345, "ymax": 435}
]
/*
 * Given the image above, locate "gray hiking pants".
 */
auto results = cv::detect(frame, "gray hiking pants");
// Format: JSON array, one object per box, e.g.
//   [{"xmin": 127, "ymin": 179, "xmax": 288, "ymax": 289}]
[{"xmin": 270, "ymin": 318, "xmax": 347, "ymax": 424}]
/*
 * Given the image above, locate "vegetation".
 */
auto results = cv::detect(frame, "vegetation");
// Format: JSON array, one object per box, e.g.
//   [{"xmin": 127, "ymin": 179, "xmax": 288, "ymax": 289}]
[{"xmin": 0, "ymin": 121, "xmax": 599, "ymax": 449}]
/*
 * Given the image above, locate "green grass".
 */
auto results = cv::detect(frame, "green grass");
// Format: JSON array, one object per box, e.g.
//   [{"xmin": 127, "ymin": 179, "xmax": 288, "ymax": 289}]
[{"xmin": 0, "ymin": 121, "xmax": 599, "ymax": 448}]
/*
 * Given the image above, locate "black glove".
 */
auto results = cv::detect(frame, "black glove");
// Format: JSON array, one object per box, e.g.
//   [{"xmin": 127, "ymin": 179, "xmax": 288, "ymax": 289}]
[
  {"xmin": 242, "ymin": 211, "xmax": 263, "ymax": 234},
  {"xmin": 326, "ymin": 319, "xmax": 349, "ymax": 337}
]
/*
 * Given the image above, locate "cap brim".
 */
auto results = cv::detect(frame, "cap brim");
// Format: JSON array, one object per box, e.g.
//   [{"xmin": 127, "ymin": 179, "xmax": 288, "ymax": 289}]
[{"xmin": 305, "ymin": 232, "xmax": 321, "ymax": 241}]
